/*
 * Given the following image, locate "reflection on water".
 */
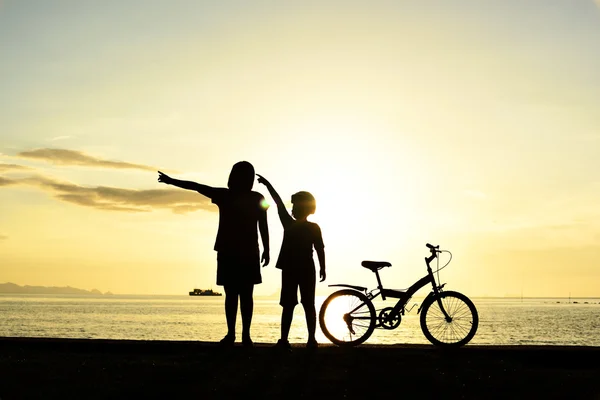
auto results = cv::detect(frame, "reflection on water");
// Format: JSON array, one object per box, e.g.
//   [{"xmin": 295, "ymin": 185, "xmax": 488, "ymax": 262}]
[{"xmin": 1, "ymin": 294, "xmax": 599, "ymax": 346}]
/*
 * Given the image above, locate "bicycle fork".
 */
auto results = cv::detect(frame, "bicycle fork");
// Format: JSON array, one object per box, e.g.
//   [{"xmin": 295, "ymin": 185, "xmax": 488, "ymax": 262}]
[
  {"xmin": 417, "ymin": 287, "xmax": 451, "ymax": 321},
  {"xmin": 419, "ymin": 254, "xmax": 453, "ymax": 322},
  {"xmin": 435, "ymin": 295, "xmax": 452, "ymax": 322}
]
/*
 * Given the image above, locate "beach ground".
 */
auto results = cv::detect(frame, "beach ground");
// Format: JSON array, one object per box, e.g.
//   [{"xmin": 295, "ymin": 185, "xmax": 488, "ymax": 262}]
[{"xmin": 1, "ymin": 337, "xmax": 599, "ymax": 399}]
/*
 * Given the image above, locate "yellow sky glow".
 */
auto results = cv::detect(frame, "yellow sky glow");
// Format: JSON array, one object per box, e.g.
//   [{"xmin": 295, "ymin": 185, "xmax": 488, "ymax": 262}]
[{"xmin": 1, "ymin": 1, "xmax": 600, "ymax": 297}]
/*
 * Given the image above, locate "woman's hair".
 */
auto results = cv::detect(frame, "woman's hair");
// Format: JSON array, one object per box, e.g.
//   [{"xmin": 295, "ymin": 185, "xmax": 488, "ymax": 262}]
[{"xmin": 227, "ymin": 161, "xmax": 255, "ymax": 191}]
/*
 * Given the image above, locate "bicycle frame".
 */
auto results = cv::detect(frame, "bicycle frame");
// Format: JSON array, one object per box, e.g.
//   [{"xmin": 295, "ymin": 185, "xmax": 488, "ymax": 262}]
[
  {"xmin": 382, "ymin": 253, "xmax": 442, "ymax": 315},
  {"xmin": 329, "ymin": 249, "xmax": 451, "ymax": 325}
]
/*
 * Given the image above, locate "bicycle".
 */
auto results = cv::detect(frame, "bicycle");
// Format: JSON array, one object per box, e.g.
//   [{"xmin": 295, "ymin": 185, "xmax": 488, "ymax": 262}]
[{"xmin": 318, "ymin": 243, "xmax": 478, "ymax": 347}]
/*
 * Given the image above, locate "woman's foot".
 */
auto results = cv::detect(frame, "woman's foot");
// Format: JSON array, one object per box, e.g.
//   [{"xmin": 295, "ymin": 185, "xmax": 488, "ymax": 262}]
[
  {"xmin": 306, "ymin": 339, "xmax": 318, "ymax": 349},
  {"xmin": 242, "ymin": 337, "xmax": 254, "ymax": 348},
  {"xmin": 274, "ymin": 338, "xmax": 292, "ymax": 350},
  {"xmin": 219, "ymin": 335, "xmax": 235, "ymax": 347}
]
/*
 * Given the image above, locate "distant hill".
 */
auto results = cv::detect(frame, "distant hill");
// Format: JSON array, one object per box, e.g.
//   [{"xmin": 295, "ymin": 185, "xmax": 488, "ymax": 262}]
[{"xmin": 0, "ymin": 282, "xmax": 113, "ymax": 295}]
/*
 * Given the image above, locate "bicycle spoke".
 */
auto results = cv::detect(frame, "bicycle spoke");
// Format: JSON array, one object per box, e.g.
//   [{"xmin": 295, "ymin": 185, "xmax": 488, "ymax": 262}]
[{"xmin": 423, "ymin": 292, "xmax": 477, "ymax": 345}]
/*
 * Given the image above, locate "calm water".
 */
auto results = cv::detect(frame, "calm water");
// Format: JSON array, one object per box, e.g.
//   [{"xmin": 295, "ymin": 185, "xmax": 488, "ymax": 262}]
[{"xmin": 1, "ymin": 294, "xmax": 599, "ymax": 346}]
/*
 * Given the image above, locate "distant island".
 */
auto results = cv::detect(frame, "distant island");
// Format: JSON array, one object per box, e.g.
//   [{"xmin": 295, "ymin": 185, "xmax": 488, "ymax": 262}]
[{"xmin": 0, "ymin": 282, "xmax": 113, "ymax": 295}]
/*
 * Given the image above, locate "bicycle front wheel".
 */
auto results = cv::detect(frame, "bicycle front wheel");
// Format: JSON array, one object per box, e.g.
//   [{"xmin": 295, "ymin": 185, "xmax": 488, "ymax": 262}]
[
  {"xmin": 420, "ymin": 291, "xmax": 478, "ymax": 347},
  {"xmin": 319, "ymin": 289, "xmax": 376, "ymax": 347}
]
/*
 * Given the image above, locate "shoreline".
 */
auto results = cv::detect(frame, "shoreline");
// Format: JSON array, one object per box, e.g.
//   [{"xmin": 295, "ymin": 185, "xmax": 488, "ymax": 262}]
[{"xmin": 1, "ymin": 337, "xmax": 599, "ymax": 399}]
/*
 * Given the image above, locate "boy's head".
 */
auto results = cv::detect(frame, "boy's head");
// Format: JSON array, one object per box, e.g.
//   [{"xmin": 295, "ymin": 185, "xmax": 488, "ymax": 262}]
[
  {"xmin": 228, "ymin": 161, "xmax": 255, "ymax": 191},
  {"xmin": 291, "ymin": 191, "xmax": 316, "ymax": 219}
]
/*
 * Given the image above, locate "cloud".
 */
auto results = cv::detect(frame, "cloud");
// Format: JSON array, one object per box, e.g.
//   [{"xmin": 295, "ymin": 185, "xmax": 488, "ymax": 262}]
[
  {"xmin": 0, "ymin": 163, "xmax": 31, "ymax": 172},
  {"xmin": 1, "ymin": 174, "xmax": 215, "ymax": 214},
  {"xmin": 49, "ymin": 136, "xmax": 72, "ymax": 141},
  {"xmin": 18, "ymin": 149, "xmax": 157, "ymax": 172},
  {"xmin": 0, "ymin": 176, "xmax": 16, "ymax": 186}
]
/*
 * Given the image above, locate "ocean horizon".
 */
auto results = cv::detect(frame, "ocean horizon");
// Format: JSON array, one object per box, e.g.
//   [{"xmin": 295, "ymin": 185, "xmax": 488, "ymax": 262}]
[{"xmin": 2, "ymin": 293, "xmax": 599, "ymax": 347}]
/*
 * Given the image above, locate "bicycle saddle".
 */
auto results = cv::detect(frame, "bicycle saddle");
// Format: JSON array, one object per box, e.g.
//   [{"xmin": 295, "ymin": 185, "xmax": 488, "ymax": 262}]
[{"xmin": 361, "ymin": 261, "xmax": 392, "ymax": 271}]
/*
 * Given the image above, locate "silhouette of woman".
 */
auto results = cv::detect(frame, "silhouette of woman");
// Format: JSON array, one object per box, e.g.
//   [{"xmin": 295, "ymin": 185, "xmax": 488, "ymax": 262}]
[{"xmin": 158, "ymin": 162, "xmax": 269, "ymax": 347}]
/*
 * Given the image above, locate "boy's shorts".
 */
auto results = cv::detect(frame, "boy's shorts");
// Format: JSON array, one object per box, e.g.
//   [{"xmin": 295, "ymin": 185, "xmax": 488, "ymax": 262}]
[{"xmin": 280, "ymin": 268, "xmax": 316, "ymax": 307}]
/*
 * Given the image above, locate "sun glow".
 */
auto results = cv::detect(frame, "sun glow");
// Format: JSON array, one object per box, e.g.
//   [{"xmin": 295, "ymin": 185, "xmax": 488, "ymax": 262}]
[
  {"xmin": 254, "ymin": 115, "xmax": 432, "ymax": 294},
  {"xmin": 269, "ymin": 116, "xmax": 419, "ymax": 255}
]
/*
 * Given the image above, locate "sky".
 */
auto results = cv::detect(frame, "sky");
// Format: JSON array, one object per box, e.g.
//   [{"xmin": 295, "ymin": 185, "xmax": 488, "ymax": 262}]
[{"xmin": 1, "ymin": 0, "xmax": 600, "ymax": 297}]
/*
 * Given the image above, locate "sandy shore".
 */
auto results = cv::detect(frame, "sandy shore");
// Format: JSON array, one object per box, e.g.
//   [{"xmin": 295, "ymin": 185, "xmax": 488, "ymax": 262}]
[{"xmin": 1, "ymin": 337, "xmax": 599, "ymax": 399}]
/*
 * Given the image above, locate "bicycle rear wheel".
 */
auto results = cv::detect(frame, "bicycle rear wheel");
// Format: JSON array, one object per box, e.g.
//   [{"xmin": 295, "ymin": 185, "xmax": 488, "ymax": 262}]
[
  {"xmin": 319, "ymin": 289, "xmax": 376, "ymax": 347},
  {"xmin": 420, "ymin": 290, "xmax": 478, "ymax": 347}
]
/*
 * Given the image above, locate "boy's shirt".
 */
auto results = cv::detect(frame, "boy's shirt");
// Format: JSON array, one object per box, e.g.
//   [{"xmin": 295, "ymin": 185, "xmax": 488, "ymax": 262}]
[{"xmin": 275, "ymin": 212, "xmax": 324, "ymax": 271}]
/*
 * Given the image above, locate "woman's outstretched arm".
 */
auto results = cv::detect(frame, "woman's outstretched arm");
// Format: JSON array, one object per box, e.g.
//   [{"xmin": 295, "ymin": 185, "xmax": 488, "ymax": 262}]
[{"xmin": 158, "ymin": 171, "xmax": 216, "ymax": 198}]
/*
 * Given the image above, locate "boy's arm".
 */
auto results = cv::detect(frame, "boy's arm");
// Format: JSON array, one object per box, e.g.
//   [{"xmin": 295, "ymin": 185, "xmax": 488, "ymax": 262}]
[
  {"xmin": 316, "ymin": 247, "xmax": 326, "ymax": 282},
  {"xmin": 158, "ymin": 171, "xmax": 216, "ymax": 198},
  {"xmin": 258, "ymin": 207, "xmax": 270, "ymax": 267},
  {"xmin": 314, "ymin": 224, "xmax": 326, "ymax": 282},
  {"xmin": 256, "ymin": 174, "xmax": 293, "ymax": 227}
]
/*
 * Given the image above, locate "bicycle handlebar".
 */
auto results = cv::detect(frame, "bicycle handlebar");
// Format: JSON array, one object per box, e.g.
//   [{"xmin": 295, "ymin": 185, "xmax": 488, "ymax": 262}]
[
  {"xmin": 425, "ymin": 243, "xmax": 440, "ymax": 265},
  {"xmin": 426, "ymin": 243, "xmax": 441, "ymax": 255},
  {"xmin": 425, "ymin": 243, "xmax": 453, "ymax": 273}
]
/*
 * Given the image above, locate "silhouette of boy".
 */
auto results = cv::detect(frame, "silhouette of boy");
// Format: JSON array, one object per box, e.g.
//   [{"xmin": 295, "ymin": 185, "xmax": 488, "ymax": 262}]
[
  {"xmin": 158, "ymin": 162, "xmax": 269, "ymax": 347},
  {"xmin": 257, "ymin": 174, "xmax": 325, "ymax": 349}
]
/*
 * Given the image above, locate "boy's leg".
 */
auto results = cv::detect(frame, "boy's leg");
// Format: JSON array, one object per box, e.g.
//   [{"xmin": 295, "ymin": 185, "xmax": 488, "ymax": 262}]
[
  {"xmin": 301, "ymin": 302, "xmax": 317, "ymax": 342},
  {"xmin": 239, "ymin": 284, "xmax": 254, "ymax": 343},
  {"xmin": 223, "ymin": 285, "xmax": 239, "ymax": 340},
  {"xmin": 299, "ymin": 270, "xmax": 317, "ymax": 344},
  {"xmin": 279, "ymin": 269, "xmax": 298, "ymax": 344},
  {"xmin": 281, "ymin": 305, "xmax": 295, "ymax": 342}
]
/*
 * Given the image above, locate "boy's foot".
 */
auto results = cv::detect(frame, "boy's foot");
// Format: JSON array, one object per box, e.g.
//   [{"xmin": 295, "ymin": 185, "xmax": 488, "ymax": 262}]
[
  {"xmin": 306, "ymin": 339, "xmax": 318, "ymax": 349},
  {"xmin": 274, "ymin": 339, "xmax": 292, "ymax": 350},
  {"xmin": 242, "ymin": 337, "xmax": 254, "ymax": 348},
  {"xmin": 218, "ymin": 335, "xmax": 235, "ymax": 347}
]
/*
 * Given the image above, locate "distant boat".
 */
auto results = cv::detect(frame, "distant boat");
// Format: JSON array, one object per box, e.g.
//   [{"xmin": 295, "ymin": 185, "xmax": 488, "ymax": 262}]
[{"xmin": 189, "ymin": 288, "xmax": 222, "ymax": 297}]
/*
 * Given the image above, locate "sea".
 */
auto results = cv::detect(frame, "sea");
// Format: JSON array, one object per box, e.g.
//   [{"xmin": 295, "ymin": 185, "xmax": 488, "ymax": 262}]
[{"xmin": 1, "ymin": 294, "xmax": 599, "ymax": 346}]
